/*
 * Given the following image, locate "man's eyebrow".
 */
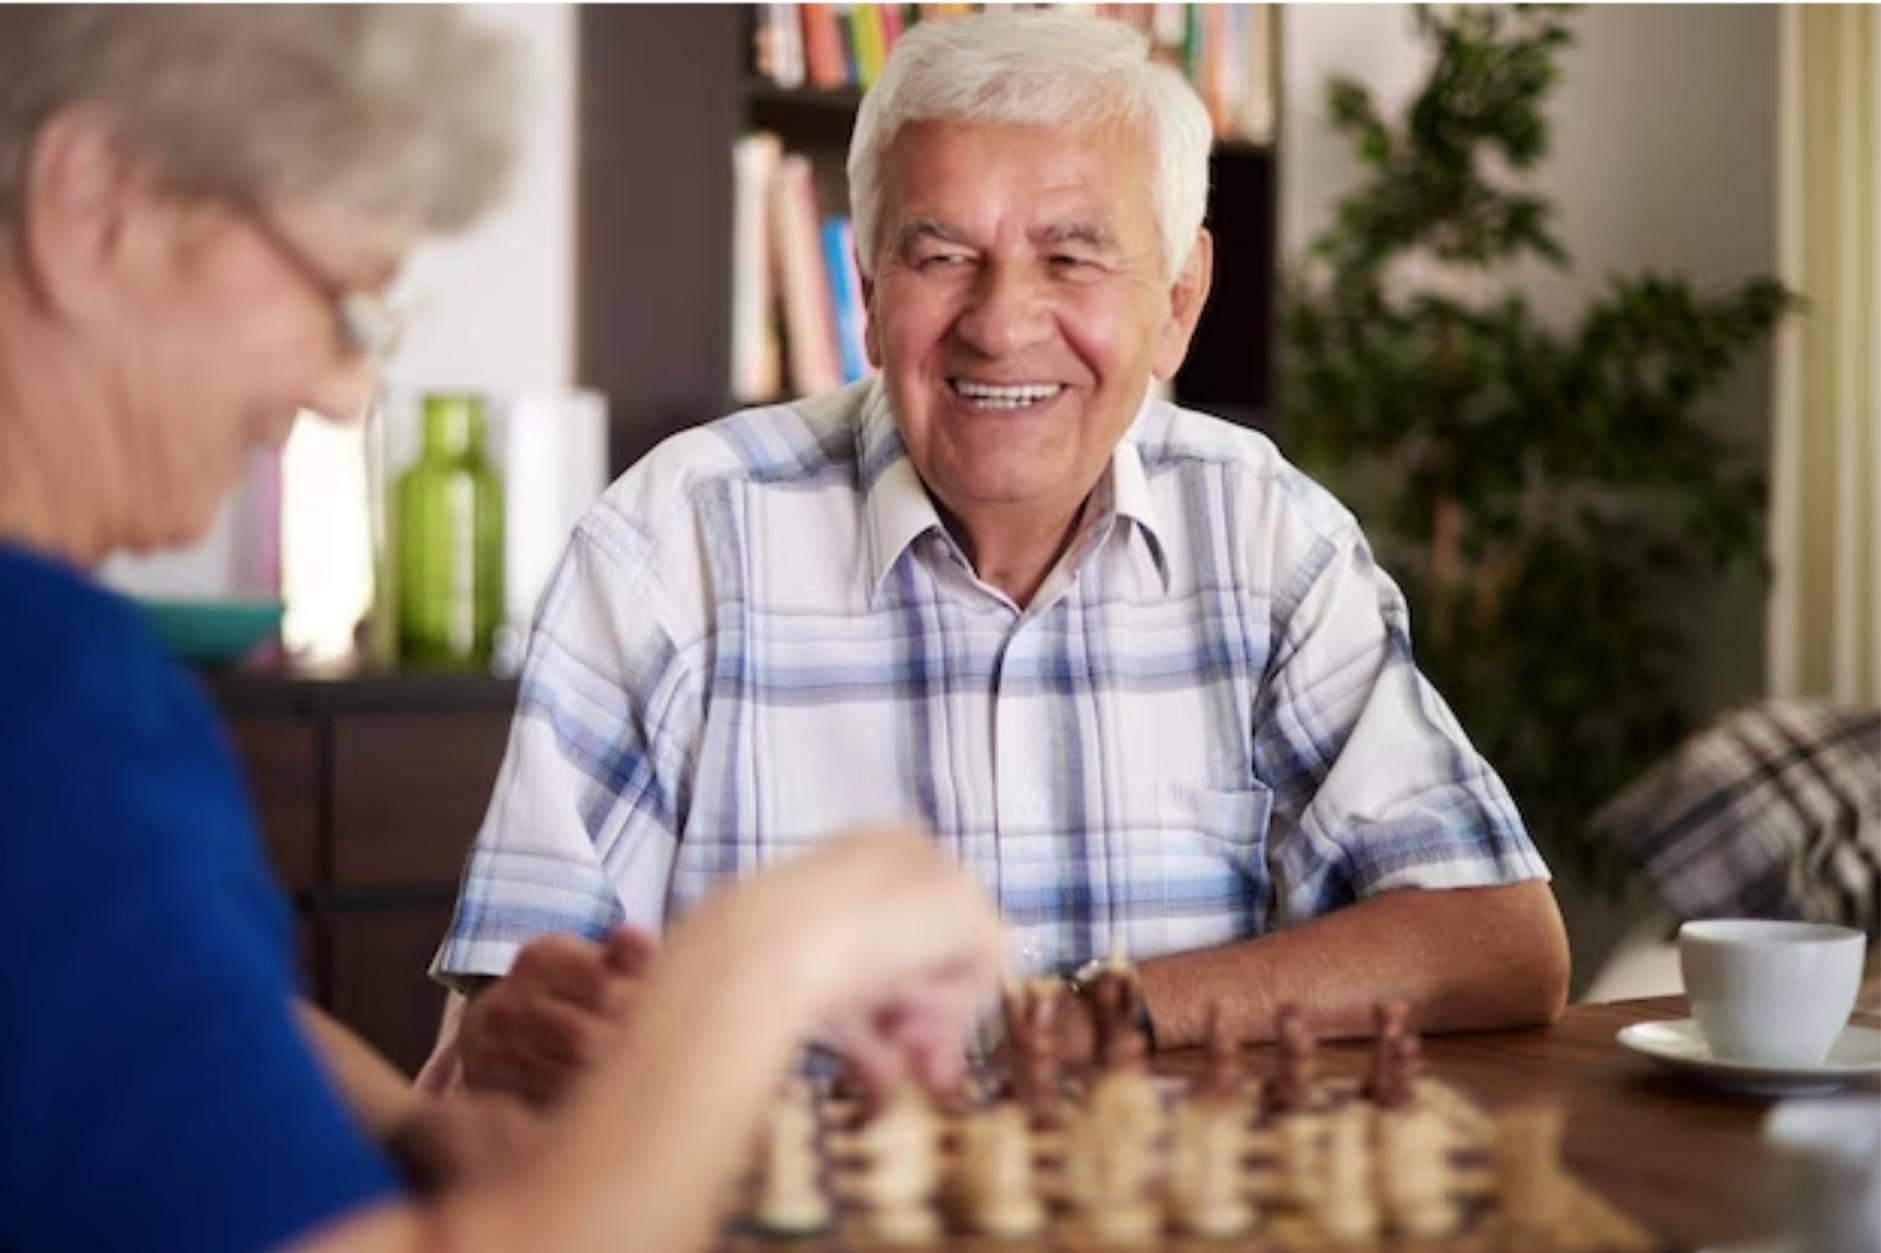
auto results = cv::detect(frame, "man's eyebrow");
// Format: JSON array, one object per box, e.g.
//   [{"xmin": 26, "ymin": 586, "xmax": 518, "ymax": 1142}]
[
  {"xmin": 894, "ymin": 220, "xmax": 974, "ymax": 253},
  {"xmin": 1036, "ymin": 220, "xmax": 1119, "ymax": 251}
]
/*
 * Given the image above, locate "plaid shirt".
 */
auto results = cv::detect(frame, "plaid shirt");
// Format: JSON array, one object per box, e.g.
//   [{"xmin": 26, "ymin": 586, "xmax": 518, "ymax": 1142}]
[{"xmin": 432, "ymin": 379, "xmax": 1545, "ymax": 986}]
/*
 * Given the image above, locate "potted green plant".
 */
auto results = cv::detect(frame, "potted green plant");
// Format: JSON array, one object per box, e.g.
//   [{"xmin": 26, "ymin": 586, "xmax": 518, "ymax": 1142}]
[{"xmin": 1282, "ymin": 5, "xmax": 1795, "ymax": 888}]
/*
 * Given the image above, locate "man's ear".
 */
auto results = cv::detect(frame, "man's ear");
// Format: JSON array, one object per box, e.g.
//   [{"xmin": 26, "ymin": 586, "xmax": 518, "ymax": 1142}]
[
  {"xmin": 18, "ymin": 107, "xmax": 148, "ymax": 323},
  {"xmin": 1151, "ymin": 227, "xmax": 1214, "ymax": 382},
  {"xmin": 861, "ymin": 271, "xmax": 883, "ymax": 369}
]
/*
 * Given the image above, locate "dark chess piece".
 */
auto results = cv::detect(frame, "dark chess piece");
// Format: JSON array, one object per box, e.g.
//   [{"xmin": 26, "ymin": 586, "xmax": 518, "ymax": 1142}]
[
  {"xmin": 1271, "ymin": 1002, "xmax": 1318, "ymax": 1113},
  {"xmin": 1004, "ymin": 979, "xmax": 1064, "ymax": 1119},
  {"xmin": 1364, "ymin": 1000, "xmax": 1423, "ymax": 1108},
  {"xmin": 1089, "ymin": 967, "xmax": 1148, "ymax": 1073},
  {"xmin": 1195, "ymin": 1002, "xmax": 1244, "ymax": 1105}
]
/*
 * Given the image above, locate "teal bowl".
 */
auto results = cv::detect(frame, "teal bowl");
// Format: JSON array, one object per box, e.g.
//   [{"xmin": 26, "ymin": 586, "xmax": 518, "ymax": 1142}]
[{"xmin": 138, "ymin": 598, "xmax": 285, "ymax": 666}]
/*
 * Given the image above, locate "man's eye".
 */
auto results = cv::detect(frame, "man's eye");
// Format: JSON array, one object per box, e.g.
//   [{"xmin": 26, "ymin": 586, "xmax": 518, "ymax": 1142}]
[
  {"xmin": 1051, "ymin": 254, "xmax": 1096, "ymax": 271},
  {"xmin": 917, "ymin": 253, "xmax": 968, "ymax": 271}
]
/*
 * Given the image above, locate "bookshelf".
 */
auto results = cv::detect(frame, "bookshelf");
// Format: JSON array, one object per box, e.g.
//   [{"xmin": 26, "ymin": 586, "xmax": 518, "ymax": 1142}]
[{"xmin": 579, "ymin": 5, "xmax": 1279, "ymax": 475}]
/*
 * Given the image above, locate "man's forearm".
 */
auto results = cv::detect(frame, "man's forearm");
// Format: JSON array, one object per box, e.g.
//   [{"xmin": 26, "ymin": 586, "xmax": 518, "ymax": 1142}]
[{"xmin": 1137, "ymin": 880, "xmax": 1570, "ymax": 1049}]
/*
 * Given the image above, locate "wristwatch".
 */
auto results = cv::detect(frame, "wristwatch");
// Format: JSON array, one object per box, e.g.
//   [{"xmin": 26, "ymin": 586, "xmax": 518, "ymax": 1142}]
[{"xmin": 1064, "ymin": 955, "xmax": 1158, "ymax": 1052}]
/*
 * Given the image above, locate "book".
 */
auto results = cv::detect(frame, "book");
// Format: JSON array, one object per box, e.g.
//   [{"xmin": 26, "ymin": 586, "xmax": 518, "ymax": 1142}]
[
  {"xmin": 773, "ymin": 155, "xmax": 843, "ymax": 394},
  {"xmin": 853, "ymin": 4, "xmax": 889, "ymax": 88},
  {"xmin": 801, "ymin": 4, "xmax": 847, "ymax": 90},
  {"xmin": 730, "ymin": 132, "xmax": 784, "ymax": 402},
  {"xmin": 821, "ymin": 217, "xmax": 871, "ymax": 384}
]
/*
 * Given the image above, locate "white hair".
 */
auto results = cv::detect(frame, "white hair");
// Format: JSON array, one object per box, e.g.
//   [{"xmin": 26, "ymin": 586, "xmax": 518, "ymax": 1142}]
[
  {"xmin": 847, "ymin": 10, "xmax": 1213, "ymax": 283},
  {"xmin": 0, "ymin": 5, "xmax": 517, "ymax": 233}
]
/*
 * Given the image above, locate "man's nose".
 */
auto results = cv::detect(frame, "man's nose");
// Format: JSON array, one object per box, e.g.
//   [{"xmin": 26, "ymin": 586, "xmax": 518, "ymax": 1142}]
[{"xmin": 953, "ymin": 262, "xmax": 1052, "ymax": 358}]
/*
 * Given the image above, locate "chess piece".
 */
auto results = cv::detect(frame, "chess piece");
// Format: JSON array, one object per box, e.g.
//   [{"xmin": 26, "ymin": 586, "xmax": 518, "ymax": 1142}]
[
  {"xmin": 1495, "ymin": 1105, "xmax": 1571, "ymax": 1240},
  {"xmin": 1168, "ymin": 1094, "xmax": 1256, "ymax": 1238},
  {"xmin": 1379, "ymin": 1104, "xmax": 1459, "ymax": 1239},
  {"xmin": 1005, "ymin": 977, "xmax": 1065, "ymax": 1120},
  {"xmin": 1277, "ymin": 1109, "xmax": 1324, "ymax": 1210},
  {"xmin": 1315, "ymin": 1103, "xmax": 1381, "ymax": 1244},
  {"xmin": 1065, "ymin": 1070, "xmax": 1166, "ymax": 1245},
  {"xmin": 1364, "ymin": 1000, "xmax": 1427, "ymax": 1110},
  {"xmin": 1363, "ymin": 1000, "xmax": 1403, "ymax": 1107},
  {"xmin": 1089, "ymin": 965, "xmax": 1149, "ymax": 1074},
  {"xmin": 1195, "ymin": 1001, "xmax": 1245, "ymax": 1106},
  {"xmin": 753, "ymin": 1082, "xmax": 832, "ymax": 1235},
  {"xmin": 857, "ymin": 1086, "xmax": 943, "ymax": 1243},
  {"xmin": 956, "ymin": 1102, "xmax": 1047, "ymax": 1239},
  {"xmin": 1271, "ymin": 1002, "xmax": 1319, "ymax": 1113}
]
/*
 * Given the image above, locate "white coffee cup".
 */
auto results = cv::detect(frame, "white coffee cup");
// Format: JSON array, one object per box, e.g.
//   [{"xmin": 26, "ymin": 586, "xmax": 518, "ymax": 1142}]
[{"xmin": 1678, "ymin": 919, "xmax": 1866, "ymax": 1067}]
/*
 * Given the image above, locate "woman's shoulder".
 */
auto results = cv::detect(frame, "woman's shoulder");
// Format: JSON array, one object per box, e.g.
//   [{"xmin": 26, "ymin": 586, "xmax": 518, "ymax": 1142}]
[{"xmin": 0, "ymin": 542, "xmax": 222, "ymax": 786}]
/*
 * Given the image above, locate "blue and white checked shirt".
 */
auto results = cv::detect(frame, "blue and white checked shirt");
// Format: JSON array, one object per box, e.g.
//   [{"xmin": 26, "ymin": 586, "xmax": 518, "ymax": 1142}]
[{"xmin": 433, "ymin": 379, "xmax": 1546, "ymax": 986}]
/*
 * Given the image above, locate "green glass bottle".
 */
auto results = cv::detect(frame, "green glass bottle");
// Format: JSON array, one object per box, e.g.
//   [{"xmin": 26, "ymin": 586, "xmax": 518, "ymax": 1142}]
[{"xmin": 395, "ymin": 393, "xmax": 504, "ymax": 670}]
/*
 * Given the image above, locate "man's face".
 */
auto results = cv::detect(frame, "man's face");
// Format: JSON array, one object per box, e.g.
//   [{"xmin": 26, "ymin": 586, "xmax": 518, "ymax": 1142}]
[{"xmin": 865, "ymin": 119, "xmax": 1210, "ymax": 537}]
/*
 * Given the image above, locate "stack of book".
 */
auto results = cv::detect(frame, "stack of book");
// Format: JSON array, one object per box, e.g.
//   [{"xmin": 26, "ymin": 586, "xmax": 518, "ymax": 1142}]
[
  {"xmin": 752, "ymin": 3, "xmax": 1276, "ymax": 144},
  {"xmin": 730, "ymin": 133, "xmax": 871, "ymax": 403}
]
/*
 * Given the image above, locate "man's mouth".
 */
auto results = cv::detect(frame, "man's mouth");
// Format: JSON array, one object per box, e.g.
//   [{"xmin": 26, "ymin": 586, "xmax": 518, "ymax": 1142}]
[{"xmin": 947, "ymin": 378, "xmax": 1066, "ymax": 412}]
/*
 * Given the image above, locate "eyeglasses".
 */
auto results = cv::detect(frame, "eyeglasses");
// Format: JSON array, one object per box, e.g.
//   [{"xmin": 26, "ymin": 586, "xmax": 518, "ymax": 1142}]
[{"xmin": 238, "ymin": 204, "xmax": 407, "ymax": 367}]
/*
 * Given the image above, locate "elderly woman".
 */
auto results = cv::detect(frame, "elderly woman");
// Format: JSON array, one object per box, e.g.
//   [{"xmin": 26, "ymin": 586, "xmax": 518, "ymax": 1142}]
[{"xmin": 0, "ymin": 9, "xmax": 999, "ymax": 1253}]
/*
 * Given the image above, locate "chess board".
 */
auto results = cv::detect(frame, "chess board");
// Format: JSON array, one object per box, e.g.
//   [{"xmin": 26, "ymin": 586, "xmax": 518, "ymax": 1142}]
[{"xmin": 723, "ymin": 1071, "xmax": 1662, "ymax": 1252}]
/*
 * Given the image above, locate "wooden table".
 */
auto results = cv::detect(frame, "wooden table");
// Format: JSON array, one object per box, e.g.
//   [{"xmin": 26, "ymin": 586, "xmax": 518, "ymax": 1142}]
[{"xmin": 1173, "ymin": 996, "xmax": 1881, "ymax": 1252}]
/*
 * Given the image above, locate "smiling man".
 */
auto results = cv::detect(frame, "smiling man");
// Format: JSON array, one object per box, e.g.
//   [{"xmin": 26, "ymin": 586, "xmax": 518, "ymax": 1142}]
[{"xmin": 429, "ymin": 11, "xmax": 1568, "ymax": 1093}]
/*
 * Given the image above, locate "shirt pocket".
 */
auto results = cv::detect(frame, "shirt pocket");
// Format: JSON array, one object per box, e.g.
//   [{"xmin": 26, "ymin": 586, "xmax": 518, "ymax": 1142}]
[
  {"xmin": 1158, "ymin": 779, "xmax": 1273, "ymax": 855},
  {"xmin": 1112, "ymin": 780, "xmax": 1272, "ymax": 953}
]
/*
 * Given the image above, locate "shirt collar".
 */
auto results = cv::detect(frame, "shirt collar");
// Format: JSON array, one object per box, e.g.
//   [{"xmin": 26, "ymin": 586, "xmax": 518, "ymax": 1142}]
[{"xmin": 859, "ymin": 380, "xmax": 1172, "ymax": 600}]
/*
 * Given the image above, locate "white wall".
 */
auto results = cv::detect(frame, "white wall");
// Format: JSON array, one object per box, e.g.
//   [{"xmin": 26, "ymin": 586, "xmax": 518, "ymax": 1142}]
[{"xmin": 388, "ymin": 4, "xmax": 577, "ymax": 393}]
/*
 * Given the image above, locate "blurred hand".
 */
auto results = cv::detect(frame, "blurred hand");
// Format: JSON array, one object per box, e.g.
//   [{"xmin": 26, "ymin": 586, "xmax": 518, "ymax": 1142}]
[
  {"xmin": 459, "ymin": 926, "xmax": 657, "ymax": 1106},
  {"xmin": 384, "ymin": 1090, "xmax": 546, "ymax": 1193},
  {"xmin": 687, "ymin": 829, "xmax": 1004, "ymax": 1095}
]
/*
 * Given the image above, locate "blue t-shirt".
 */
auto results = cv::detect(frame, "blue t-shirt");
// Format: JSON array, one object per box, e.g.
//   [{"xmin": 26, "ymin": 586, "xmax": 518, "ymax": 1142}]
[{"xmin": 0, "ymin": 544, "xmax": 397, "ymax": 1250}]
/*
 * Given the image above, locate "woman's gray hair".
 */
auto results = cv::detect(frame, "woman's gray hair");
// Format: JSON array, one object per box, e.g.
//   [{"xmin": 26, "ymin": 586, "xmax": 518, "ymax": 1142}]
[
  {"xmin": 0, "ymin": 5, "xmax": 518, "ymax": 233},
  {"xmin": 847, "ymin": 11, "xmax": 1213, "ymax": 283}
]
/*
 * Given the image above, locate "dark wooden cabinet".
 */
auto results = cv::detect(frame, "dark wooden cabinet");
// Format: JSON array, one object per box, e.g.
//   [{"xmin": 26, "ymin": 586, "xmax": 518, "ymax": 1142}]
[{"xmin": 213, "ymin": 673, "xmax": 517, "ymax": 1075}]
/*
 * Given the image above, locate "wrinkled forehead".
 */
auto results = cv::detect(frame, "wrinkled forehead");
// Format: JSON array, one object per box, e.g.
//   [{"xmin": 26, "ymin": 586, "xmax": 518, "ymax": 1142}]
[{"xmin": 878, "ymin": 118, "xmax": 1156, "ymax": 233}]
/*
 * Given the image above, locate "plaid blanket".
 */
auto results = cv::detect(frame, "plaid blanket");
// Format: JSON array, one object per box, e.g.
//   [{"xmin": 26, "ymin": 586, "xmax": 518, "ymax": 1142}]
[{"xmin": 1592, "ymin": 701, "xmax": 1881, "ymax": 934}]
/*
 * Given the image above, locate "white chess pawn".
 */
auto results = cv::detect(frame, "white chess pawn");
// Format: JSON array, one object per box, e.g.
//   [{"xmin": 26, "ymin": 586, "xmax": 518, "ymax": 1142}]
[
  {"xmin": 957, "ymin": 1102, "xmax": 1046, "ymax": 1239},
  {"xmin": 1315, "ymin": 1103, "xmax": 1381, "ymax": 1244},
  {"xmin": 1168, "ymin": 1097, "xmax": 1256, "ymax": 1238},
  {"xmin": 1278, "ymin": 1110, "xmax": 1324, "ymax": 1210},
  {"xmin": 1065, "ymin": 1072, "xmax": 1166, "ymax": 1246},
  {"xmin": 1380, "ymin": 1104, "xmax": 1458, "ymax": 1239},
  {"xmin": 858, "ymin": 1087, "xmax": 943, "ymax": 1244},
  {"xmin": 753, "ymin": 1083, "xmax": 831, "ymax": 1235}
]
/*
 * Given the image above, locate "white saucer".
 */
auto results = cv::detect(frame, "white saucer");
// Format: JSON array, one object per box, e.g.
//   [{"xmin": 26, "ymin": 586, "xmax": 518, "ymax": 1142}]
[{"xmin": 1616, "ymin": 1018, "xmax": 1881, "ymax": 1095}]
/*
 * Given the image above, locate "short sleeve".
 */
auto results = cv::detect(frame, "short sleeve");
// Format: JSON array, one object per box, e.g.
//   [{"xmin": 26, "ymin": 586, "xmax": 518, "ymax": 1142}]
[
  {"xmin": 1253, "ymin": 509, "xmax": 1548, "ymax": 925},
  {"xmin": 432, "ymin": 510, "xmax": 702, "ymax": 985}
]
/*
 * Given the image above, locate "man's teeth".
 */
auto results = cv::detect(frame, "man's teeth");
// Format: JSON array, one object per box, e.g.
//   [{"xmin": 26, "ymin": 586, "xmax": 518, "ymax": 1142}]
[{"xmin": 951, "ymin": 380, "xmax": 1064, "ymax": 409}]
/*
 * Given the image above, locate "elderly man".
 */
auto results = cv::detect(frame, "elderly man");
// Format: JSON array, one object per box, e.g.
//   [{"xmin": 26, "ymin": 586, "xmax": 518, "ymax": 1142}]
[{"xmin": 431, "ymin": 11, "xmax": 1567, "ymax": 1096}]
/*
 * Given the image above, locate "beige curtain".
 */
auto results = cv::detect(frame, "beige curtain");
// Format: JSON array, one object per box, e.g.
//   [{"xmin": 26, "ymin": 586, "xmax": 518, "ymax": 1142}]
[{"xmin": 1770, "ymin": 6, "xmax": 1881, "ymax": 704}]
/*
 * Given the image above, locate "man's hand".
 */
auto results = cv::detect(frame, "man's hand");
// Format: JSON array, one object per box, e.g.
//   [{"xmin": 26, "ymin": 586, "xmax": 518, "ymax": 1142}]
[{"xmin": 459, "ymin": 927, "xmax": 656, "ymax": 1106}]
